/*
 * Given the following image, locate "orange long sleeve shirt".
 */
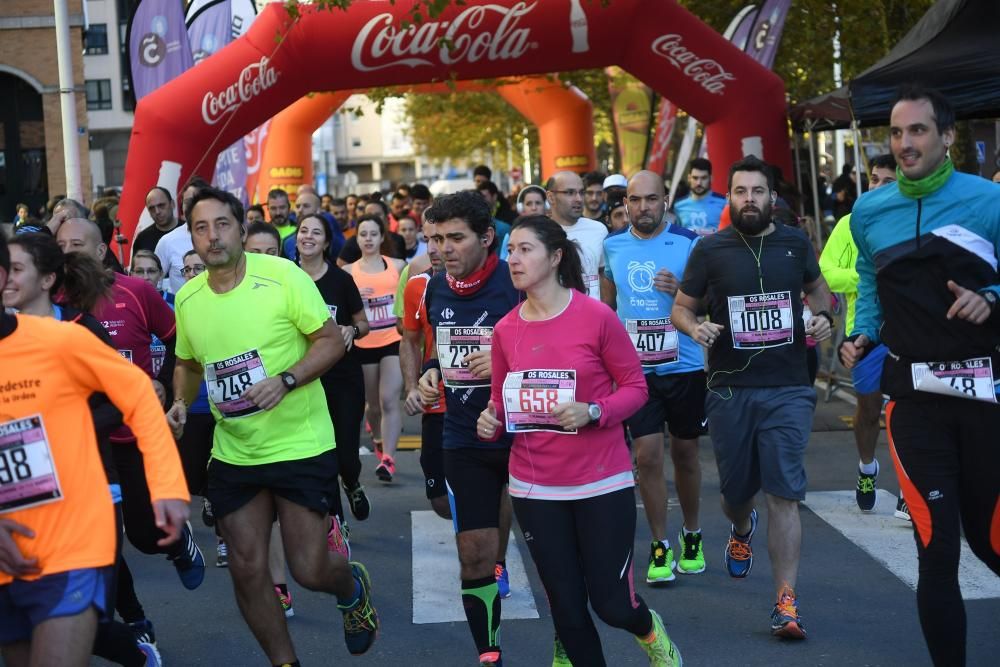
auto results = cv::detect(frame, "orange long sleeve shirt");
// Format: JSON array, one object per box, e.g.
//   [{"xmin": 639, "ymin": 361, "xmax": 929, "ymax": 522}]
[{"xmin": 0, "ymin": 314, "xmax": 189, "ymax": 584}]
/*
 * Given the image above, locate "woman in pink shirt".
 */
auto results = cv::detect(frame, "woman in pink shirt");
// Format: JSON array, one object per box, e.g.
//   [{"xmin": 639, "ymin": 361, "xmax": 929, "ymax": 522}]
[{"xmin": 477, "ymin": 216, "xmax": 681, "ymax": 666}]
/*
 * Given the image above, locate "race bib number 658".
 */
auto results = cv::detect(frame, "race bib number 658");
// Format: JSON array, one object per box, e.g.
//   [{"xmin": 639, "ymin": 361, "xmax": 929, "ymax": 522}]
[{"xmin": 502, "ymin": 369, "xmax": 577, "ymax": 434}]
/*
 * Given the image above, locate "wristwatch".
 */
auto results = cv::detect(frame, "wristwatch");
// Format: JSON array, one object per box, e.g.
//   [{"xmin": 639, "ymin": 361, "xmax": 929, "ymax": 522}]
[
  {"xmin": 587, "ymin": 402, "xmax": 602, "ymax": 424},
  {"xmin": 280, "ymin": 371, "xmax": 298, "ymax": 392},
  {"xmin": 979, "ymin": 289, "xmax": 998, "ymax": 312},
  {"xmin": 352, "ymin": 324, "xmax": 361, "ymax": 338}
]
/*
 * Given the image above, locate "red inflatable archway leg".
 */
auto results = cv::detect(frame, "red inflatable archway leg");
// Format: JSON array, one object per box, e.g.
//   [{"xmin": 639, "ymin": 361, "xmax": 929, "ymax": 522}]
[
  {"xmin": 119, "ymin": 1, "xmax": 790, "ymax": 243},
  {"xmin": 255, "ymin": 92, "xmax": 351, "ymax": 203}
]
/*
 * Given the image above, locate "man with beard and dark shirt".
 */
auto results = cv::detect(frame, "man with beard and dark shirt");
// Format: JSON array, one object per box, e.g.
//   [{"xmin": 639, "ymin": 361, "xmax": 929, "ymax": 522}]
[
  {"xmin": 582, "ymin": 171, "xmax": 607, "ymax": 222},
  {"xmin": 672, "ymin": 156, "xmax": 833, "ymax": 641},
  {"xmin": 134, "ymin": 187, "xmax": 180, "ymax": 256}
]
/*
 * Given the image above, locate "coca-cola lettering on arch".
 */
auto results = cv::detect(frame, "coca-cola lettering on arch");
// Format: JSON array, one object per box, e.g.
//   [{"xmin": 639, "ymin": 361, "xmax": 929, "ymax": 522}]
[
  {"xmin": 350, "ymin": 2, "xmax": 539, "ymax": 72},
  {"xmin": 202, "ymin": 57, "xmax": 279, "ymax": 126},
  {"xmin": 651, "ymin": 34, "xmax": 736, "ymax": 96}
]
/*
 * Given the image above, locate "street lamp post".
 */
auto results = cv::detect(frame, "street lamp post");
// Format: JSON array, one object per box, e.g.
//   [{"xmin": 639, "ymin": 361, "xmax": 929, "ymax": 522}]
[{"xmin": 53, "ymin": 0, "xmax": 84, "ymax": 202}]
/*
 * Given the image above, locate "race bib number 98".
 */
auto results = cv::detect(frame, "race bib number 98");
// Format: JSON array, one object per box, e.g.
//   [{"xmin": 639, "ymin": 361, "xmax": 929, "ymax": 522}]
[
  {"xmin": 436, "ymin": 326, "xmax": 492, "ymax": 388},
  {"xmin": 0, "ymin": 415, "xmax": 63, "ymax": 512},
  {"xmin": 502, "ymin": 369, "xmax": 577, "ymax": 434},
  {"xmin": 727, "ymin": 291, "xmax": 794, "ymax": 349},
  {"xmin": 627, "ymin": 318, "xmax": 679, "ymax": 367},
  {"xmin": 206, "ymin": 349, "xmax": 268, "ymax": 418}
]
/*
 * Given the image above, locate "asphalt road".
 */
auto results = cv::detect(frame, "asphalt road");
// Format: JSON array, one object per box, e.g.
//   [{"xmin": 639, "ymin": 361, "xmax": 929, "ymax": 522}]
[{"xmin": 84, "ymin": 388, "xmax": 999, "ymax": 667}]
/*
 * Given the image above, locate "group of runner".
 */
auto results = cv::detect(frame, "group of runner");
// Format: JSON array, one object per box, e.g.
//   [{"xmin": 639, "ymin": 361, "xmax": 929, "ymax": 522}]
[{"xmin": 0, "ymin": 85, "xmax": 997, "ymax": 667}]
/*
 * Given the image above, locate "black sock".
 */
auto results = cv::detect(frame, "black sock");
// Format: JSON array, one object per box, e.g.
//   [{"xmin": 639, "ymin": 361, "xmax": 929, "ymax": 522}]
[
  {"xmin": 495, "ymin": 560, "xmax": 506, "ymax": 569},
  {"xmin": 461, "ymin": 576, "xmax": 501, "ymax": 656},
  {"xmin": 275, "ymin": 583, "xmax": 288, "ymax": 596}
]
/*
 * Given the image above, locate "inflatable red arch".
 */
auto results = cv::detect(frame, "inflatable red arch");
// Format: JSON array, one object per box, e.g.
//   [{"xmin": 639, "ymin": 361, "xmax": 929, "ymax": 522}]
[
  {"xmin": 257, "ymin": 77, "xmax": 597, "ymax": 202},
  {"xmin": 119, "ymin": 0, "xmax": 790, "ymax": 242}
]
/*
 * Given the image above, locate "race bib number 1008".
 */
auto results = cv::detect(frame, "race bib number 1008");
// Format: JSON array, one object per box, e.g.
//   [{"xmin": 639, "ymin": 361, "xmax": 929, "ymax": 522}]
[
  {"xmin": 727, "ymin": 291, "xmax": 794, "ymax": 349},
  {"xmin": 206, "ymin": 349, "xmax": 268, "ymax": 418},
  {"xmin": 502, "ymin": 369, "xmax": 577, "ymax": 434},
  {"xmin": 0, "ymin": 415, "xmax": 63, "ymax": 512}
]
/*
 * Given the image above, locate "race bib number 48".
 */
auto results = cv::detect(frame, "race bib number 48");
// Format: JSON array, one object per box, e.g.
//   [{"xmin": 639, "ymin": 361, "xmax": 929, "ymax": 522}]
[
  {"xmin": 502, "ymin": 369, "xmax": 577, "ymax": 434},
  {"xmin": 206, "ymin": 349, "xmax": 268, "ymax": 418},
  {"xmin": 911, "ymin": 357, "xmax": 997, "ymax": 404},
  {"xmin": 627, "ymin": 318, "xmax": 679, "ymax": 367},
  {"xmin": 727, "ymin": 291, "xmax": 794, "ymax": 349},
  {"xmin": 0, "ymin": 415, "xmax": 63, "ymax": 512},
  {"xmin": 436, "ymin": 326, "xmax": 492, "ymax": 388}
]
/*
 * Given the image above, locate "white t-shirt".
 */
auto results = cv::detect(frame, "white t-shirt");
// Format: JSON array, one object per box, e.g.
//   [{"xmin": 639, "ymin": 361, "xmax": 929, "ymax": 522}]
[
  {"xmin": 561, "ymin": 217, "xmax": 608, "ymax": 300},
  {"xmin": 155, "ymin": 224, "xmax": 194, "ymax": 294}
]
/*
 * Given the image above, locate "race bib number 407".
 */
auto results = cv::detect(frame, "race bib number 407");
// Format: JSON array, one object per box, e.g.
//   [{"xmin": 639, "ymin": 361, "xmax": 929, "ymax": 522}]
[
  {"xmin": 206, "ymin": 349, "xmax": 268, "ymax": 418},
  {"xmin": 502, "ymin": 369, "xmax": 577, "ymax": 434},
  {"xmin": 627, "ymin": 318, "xmax": 679, "ymax": 367},
  {"xmin": 727, "ymin": 291, "xmax": 794, "ymax": 349},
  {"xmin": 436, "ymin": 326, "xmax": 492, "ymax": 388},
  {"xmin": 0, "ymin": 415, "xmax": 63, "ymax": 512}
]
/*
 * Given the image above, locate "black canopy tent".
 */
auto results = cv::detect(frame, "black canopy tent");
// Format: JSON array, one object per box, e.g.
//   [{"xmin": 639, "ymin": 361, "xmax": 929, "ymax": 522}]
[
  {"xmin": 791, "ymin": 0, "xmax": 1000, "ymax": 131},
  {"xmin": 789, "ymin": 0, "xmax": 1000, "ymax": 224}
]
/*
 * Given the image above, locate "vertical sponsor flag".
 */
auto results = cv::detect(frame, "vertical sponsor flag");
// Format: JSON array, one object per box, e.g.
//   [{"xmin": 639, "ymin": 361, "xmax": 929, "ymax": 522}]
[
  {"xmin": 127, "ymin": 0, "xmax": 195, "ymax": 101},
  {"xmin": 606, "ymin": 67, "xmax": 654, "ymax": 177},
  {"xmin": 186, "ymin": 0, "xmax": 258, "ymax": 207},
  {"xmin": 244, "ymin": 120, "xmax": 272, "ymax": 205},
  {"xmin": 744, "ymin": 0, "xmax": 793, "ymax": 70},
  {"xmin": 730, "ymin": 4, "xmax": 761, "ymax": 52},
  {"xmin": 645, "ymin": 98, "xmax": 676, "ymax": 177}
]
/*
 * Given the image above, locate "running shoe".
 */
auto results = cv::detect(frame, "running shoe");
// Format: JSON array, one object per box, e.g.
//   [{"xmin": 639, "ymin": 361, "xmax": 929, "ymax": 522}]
[
  {"xmin": 168, "ymin": 521, "xmax": 206, "ymax": 590},
  {"xmin": 635, "ymin": 609, "xmax": 682, "ymax": 666},
  {"xmin": 216, "ymin": 539, "xmax": 228, "ymax": 568},
  {"xmin": 646, "ymin": 541, "xmax": 676, "ymax": 584},
  {"xmin": 894, "ymin": 496, "xmax": 911, "ymax": 522},
  {"xmin": 129, "ymin": 618, "xmax": 156, "ymax": 646},
  {"xmin": 327, "ymin": 515, "xmax": 352, "ymax": 560},
  {"xmin": 677, "ymin": 531, "xmax": 706, "ymax": 574},
  {"xmin": 339, "ymin": 562, "xmax": 379, "ymax": 655},
  {"xmin": 201, "ymin": 497, "xmax": 215, "ymax": 527},
  {"xmin": 724, "ymin": 508, "xmax": 758, "ymax": 578},
  {"xmin": 275, "ymin": 585, "xmax": 294, "ymax": 618},
  {"xmin": 375, "ymin": 455, "xmax": 395, "ymax": 483},
  {"xmin": 344, "ymin": 482, "xmax": 372, "ymax": 521},
  {"xmin": 552, "ymin": 635, "xmax": 571, "ymax": 667},
  {"xmin": 770, "ymin": 586, "xmax": 807, "ymax": 639},
  {"xmin": 138, "ymin": 641, "xmax": 162, "ymax": 667},
  {"xmin": 495, "ymin": 562, "xmax": 511, "ymax": 599},
  {"xmin": 856, "ymin": 463, "xmax": 879, "ymax": 512},
  {"xmin": 478, "ymin": 651, "xmax": 502, "ymax": 666}
]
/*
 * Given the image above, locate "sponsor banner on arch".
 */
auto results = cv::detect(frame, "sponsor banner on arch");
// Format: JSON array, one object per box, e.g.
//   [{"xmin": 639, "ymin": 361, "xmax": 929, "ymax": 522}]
[{"xmin": 120, "ymin": 0, "xmax": 790, "ymax": 244}]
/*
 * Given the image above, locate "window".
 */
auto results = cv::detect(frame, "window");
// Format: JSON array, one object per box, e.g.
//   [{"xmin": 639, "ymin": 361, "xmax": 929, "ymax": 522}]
[
  {"xmin": 121, "ymin": 77, "xmax": 135, "ymax": 112},
  {"xmin": 351, "ymin": 137, "xmax": 362, "ymax": 148},
  {"xmin": 85, "ymin": 80, "xmax": 113, "ymax": 111},
  {"xmin": 85, "ymin": 24, "xmax": 109, "ymax": 55}
]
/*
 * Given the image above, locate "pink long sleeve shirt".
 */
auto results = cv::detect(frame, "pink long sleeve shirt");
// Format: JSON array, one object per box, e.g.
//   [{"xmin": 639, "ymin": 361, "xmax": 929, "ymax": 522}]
[{"xmin": 489, "ymin": 290, "xmax": 648, "ymax": 500}]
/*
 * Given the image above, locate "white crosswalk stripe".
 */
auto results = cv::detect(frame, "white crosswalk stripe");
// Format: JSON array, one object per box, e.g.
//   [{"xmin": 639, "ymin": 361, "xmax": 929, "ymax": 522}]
[
  {"xmin": 411, "ymin": 510, "xmax": 540, "ymax": 624},
  {"xmin": 804, "ymin": 489, "xmax": 1000, "ymax": 600}
]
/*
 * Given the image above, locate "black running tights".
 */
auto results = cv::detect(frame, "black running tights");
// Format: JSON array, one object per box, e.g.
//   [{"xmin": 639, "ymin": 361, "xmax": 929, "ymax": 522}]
[
  {"xmin": 511, "ymin": 487, "xmax": 653, "ymax": 667},
  {"xmin": 886, "ymin": 396, "xmax": 1000, "ymax": 666}
]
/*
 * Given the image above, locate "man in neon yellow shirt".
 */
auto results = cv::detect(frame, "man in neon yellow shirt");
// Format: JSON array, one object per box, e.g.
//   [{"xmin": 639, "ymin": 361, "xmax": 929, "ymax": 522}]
[
  {"xmin": 166, "ymin": 187, "xmax": 379, "ymax": 664},
  {"xmin": 819, "ymin": 154, "xmax": 899, "ymax": 515}
]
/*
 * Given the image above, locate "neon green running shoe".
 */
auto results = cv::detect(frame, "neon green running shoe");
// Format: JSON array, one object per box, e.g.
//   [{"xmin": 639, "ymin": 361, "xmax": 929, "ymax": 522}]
[
  {"xmin": 636, "ymin": 609, "xmax": 682, "ymax": 666},
  {"xmin": 676, "ymin": 531, "xmax": 706, "ymax": 574},
  {"xmin": 646, "ymin": 542, "xmax": 676, "ymax": 584},
  {"xmin": 552, "ymin": 634, "xmax": 572, "ymax": 666}
]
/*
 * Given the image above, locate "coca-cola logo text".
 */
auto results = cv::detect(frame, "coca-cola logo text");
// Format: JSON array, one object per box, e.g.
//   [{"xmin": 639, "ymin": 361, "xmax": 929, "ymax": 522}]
[
  {"xmin": 651, "ymin": 34, "xmax": 735, "ymax": 96},
  {"xmin": 202, "ymin": 57, "xmax": 279, "ymax": 125},
  {"xmin": 351, "ymin": 2, "xmax": 537, "ymax": 72}
]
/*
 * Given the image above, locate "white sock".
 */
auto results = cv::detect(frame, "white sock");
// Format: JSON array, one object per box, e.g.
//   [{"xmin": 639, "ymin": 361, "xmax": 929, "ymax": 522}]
[
  {"xmin": 682, "ymin": 527, "xmax": 701, "ymax": 536},
  {"xmin": 859, "ymin": 459, "xmax": 878, "ymax": 476},
  {"xmin": 657, "ymin": 539, "xmax": 670, "ymax": 550}
]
